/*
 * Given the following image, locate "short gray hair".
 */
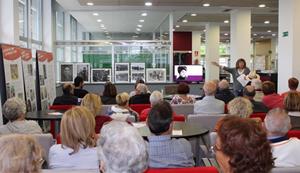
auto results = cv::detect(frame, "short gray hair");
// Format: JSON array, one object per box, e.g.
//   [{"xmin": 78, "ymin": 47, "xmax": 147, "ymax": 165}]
[
  {"xmin": 136, "ymin": 83, "xmax": 148, "ymax": 94},
  {"xmin": 265, "ymin": 108, "xmax": 291, "ymax": 136},
  {"xmin": 2, "ymin": 97, "xmax": 26, "ymax": 121},
  {"xmin": 218, "ymin": 79, "xmax": 230, "ymax": 90},
  {"xmin": 228, "ymin": 97, "xmax": 253, "ymax": 118},
  {"xmin": 97, "ymin": 121, "xmax": 148, "ymax": 173},
  {"xmin": 203, "ymin": 81, "xmax": 217, "ymax": 96},
  {"xmin": 149, "ymin": 91, "xmax": 163, "ymax": 106}
]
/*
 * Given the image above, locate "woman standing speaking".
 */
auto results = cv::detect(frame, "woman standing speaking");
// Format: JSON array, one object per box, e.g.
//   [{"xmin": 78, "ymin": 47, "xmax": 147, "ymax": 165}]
[{"xmin": 212, "ymin": 58, "xmax": 250, "ymax": 96}]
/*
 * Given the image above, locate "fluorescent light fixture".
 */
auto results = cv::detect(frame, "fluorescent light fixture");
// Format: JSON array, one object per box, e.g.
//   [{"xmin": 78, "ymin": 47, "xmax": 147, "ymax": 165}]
[
  {"xmin": 97, "ymin": 19, "xmax": 102, "ymax": 22},
  {"xmin": 136, "ymin": 28, "xmax": 141, "ymax": 31},
  {"xmin": 203, "ymin": 3, "xmax": 210, "ymax": 7},
  {"xmin": 203, "ymin": 29, "xmax": 206, "ymax": 32},
  {"xmin": 224, "ymin": 20, "xmax": 229, "ymax": 23},
  {"xmin": 224, "ymin": 33, "xmax": 228, "ymax": 36},
  {"xmin": 267, "ymin": 30, "xmax": 272, "ymax": 33},
  {"xmin": 175, "ymin": 25, "xmax": 180, "ymax": 28},
  {"xmin": 137, "ymin": 24, "xmax": 143, "ymax": 28},
  {"xmin": 172, "ymin": 29, "xmax": 175, "ymax": 31},
  {"xmin": 87, "ymin": 2, "xmax": 94, "ymax": 6},
  {"xmin": 191, "ymin": 13, "xmax": 197, "ymax": 16},
  {"xmin": 139, "ymin": 19, "xmax": 144, "ymax": 22},
  {"xmin": 182, "ymin": 19, "xmax": 188, "ymax": 23},
  {"xmin": 141, "ymin": 13, "xmax": 147, "ymax": 16},
  {"xmin": 260, "ymin": 36, "xmax": 264, "ymax": 38},
  {"xmin": 272, "ymin": 33, "xmax": 276, "ymax": 36},
  {"xmin": 259, "ymin": 4, "xmax": 266, "ymax": 8},
  {"xmin": 93, "ymin": 13, "xmax": 99, "ymax": 16},
  {"xmin": 253, "ymin": 33, "xmax": 257, "ymax": 36},
  {"xmin": 145, "ymin": 2, "xmax": 152, "ymax": 6},
  {"xmin": 264, "ymin": 20, "xmax": 270, "ymax": 24}
]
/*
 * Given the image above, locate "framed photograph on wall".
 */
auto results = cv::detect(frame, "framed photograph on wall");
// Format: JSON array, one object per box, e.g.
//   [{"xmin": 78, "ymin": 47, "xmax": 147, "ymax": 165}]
[
  {"xmin": 131, "ymin": 63, "xmax": 145, "ymax": 83},
  {"xmin": 60, "ymin": 63, "xmax": 74, "ymax": 82},
  {"xmin": 115, "ymin": 63, "xmax": 129, "ymax": 83},
  {"xmin": 146, "ymin": 68, "xmax": 166, "ymax": 83},
  {"xmin": 76, "ymin": 63, "xmax": 90, "ymax": 83},
  {"xmin": 131, "ymin": 73, "xmax": 145, "ymax": 83},
  {"xmin": 91, "ymin": 68, "xmax": 111, "ymax": 83}
]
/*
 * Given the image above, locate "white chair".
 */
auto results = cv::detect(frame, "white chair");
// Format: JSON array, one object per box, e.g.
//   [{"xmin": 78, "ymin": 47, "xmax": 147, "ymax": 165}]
[
  {"xmin": 101, "ymin": 105, "xmax": 114, "ymax": 115},
  {"xmin": 271, "ymin": 167, "xmax": 300, "ymax": 173},
  {"xmin": 187, "ymin": 114, "xmax": 227, "ymax": 132},
  {"xmin": 172, "ymin": 104, "xmax": 194, "ymax": 116},
  {"xmin": 33, "ymin": 133, "xmax": 55, "ymax": 168}
]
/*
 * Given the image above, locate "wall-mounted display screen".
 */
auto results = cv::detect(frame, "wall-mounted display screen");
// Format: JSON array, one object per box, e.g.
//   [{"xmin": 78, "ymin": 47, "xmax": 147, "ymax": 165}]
[{"xmin": 174, "ymin": 65, "xmax": 203, "ymax": 82}]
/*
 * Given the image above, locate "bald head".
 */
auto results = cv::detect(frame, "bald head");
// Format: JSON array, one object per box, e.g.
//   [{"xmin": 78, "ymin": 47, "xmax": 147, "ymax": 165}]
[
  {"xmin": 264, "ymin": 108, "xmax": 291, "ymax": 137},
  {"xmin": 243, "ymin": 85, "xmax": 256, "ymax": 98},
  {"xmin": 218, "ymin": 80, "xmax": 229, "ymax": 90},
  {"xmin": 203, "ymin": 81, "xmax": 217, "ymax": 96}
]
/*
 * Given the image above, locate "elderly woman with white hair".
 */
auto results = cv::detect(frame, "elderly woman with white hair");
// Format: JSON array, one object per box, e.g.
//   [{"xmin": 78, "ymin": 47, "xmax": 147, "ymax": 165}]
[
  {"xmin": 228, "ymin": 97, "xmax": 253, "ymax": 118},
  {"xmin": 98, "ymin": 121, "xmax": 148, "ymax": 173},
  {"xmin": 0, "ymin": 97, "xmax": 42, "ymax": 134},
  {"xmin": 129, "ymin": 83, "xmax": 151, "ymax": 104}
]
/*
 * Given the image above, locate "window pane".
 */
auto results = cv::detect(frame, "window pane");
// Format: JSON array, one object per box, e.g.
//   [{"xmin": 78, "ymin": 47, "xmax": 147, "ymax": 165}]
[
  {"xmin": 19, "ymin": 0, "xmax": 27, "ymax": 37},
  {"xmin": 31, "ymin": 0, "xmax": 42, "ymax": 41},
  {"xmin": 56, "ymin": 11, "xmax": 64, "ymax": 40}
]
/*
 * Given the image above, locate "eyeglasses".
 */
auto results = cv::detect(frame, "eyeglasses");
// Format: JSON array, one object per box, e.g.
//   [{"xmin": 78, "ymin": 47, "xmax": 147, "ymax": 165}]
[{"xmin": 211, "ymin": 144, "xmax": 221, "ymax": 154}]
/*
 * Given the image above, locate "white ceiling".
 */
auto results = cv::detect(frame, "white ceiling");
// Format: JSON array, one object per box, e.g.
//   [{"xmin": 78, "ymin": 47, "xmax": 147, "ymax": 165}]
[{"xmin": 56, "ymin": 0, "xmax": 278, "ymax": 40}]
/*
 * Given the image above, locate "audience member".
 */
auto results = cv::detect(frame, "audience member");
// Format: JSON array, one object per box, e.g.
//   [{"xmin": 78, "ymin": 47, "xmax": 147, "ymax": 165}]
[
  {"xmin": 101, "ymin": 82, "xmax": 117, "ymax": 105},
  {"xmin": 215, "ymin": 116, "xmax": 273, "ymax": 173},
  {"xmin": 129, "ymin": 78, "xmax": 145, "ymax": 97},
  {"xmin": 284, "ymin": 91, "xmax": 300, "ymax": 130},
  {"xmin": 243, "ymin": 85, "xmax": 269, "ymax": 113},
  {"xmin": 215, "ymin": 79, "xmax": 235, "ymax": 104},
  {"xmin": 140, "ymin": 91, "xmax": 163, "ymax": 121},
  {"xmin": 170, "ymin": 82, "xmax": 195, "ymax": 104},
  {"xmin": 53, "ymin": 83, "xmax": 78, "ymax": 105},
  {"xmin": 0, "ymin": 134, "xmax": 43, "ymax": 173},
  {"xmin": 81, "ymin": 93, "xmax": 112, "ymax": 133},
  {"xmin": 281, "ymin": 77, "xmax": 299, "ymax": 98},
  {"xmin": 0, "ymin": 97, "xmax": 42, "ymax": 134},
  {"xmin": 264, "ymin": 108, "xmax": 300, "ymax": 167},
  {"xmin": 194, "ymin": 81, "xmax": 225, "ymax": 114},
  {"xmin": 227, "ymin": 97, "xmax": 253, "ymax": 118},
  {"xmin": 73, "ymin": 76, "xmax": 88, "ymax": 98},
  {"xmin": 49, "ymin": 106, "xmax": 98, "ymax": 170},
  {"xmin": 251, "ymin": 78, "xmax": 264, "ymax": 102},
  {"xmin": 129, "ymin": 83, "xmax": 151, "ymax": 104},
  {"xmin": 109, "ymin": 92, "xmax": 138, "ymax": 122},
  {"xmin": 97, "ymin": 121, "xmax": 148, "ymax": 173},
  {"xmin": 147, "ymin": 101, "xmax": 194, "ymax": 168},
  {"xmin": 262, "ymin": 81, "xmax": 284, "ymax": 109}
]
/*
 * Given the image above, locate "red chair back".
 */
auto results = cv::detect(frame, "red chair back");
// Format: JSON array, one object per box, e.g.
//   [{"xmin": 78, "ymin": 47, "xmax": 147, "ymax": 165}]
[
  {"xmin": 145, "ymin": 167, "xmax": 219, "ymax": 173},
  {"xmin": 224, "ymin": 104, "xmax": 228, "ymax": 114},
  {"xmin": 250, "ymin": 112, "xmax": 266, "ymax": 122},
  {"xmin": 287, "ymin": 130, "xmax": 300, "ymax": 139},
  {"xmin": 174, "ymin": 114, "xmax": 185, "ymax": 122},
  {"xmin": 130, "ymin": 104, "xmax": 151, "ymax": 115},
  {"xmin": 49, "ymin": 105, "xmax": 74, "ymax": 110}
]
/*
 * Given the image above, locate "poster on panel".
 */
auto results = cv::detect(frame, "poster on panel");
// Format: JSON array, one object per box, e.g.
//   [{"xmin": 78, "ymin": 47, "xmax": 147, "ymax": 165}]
[
  {"xmin": 20, "ymin": 48, "xmax": 37, "ymax": 112},
  {"xmin": 91, "ymin": 68, "xmax": 111, "ymax": 83},
  {"xmin": 115, "ymin": 63, "xmax": 129, "ymax": 83},
  {"xmin": 37, "ymin": 50, "xmax": 56, "ymax": 110},
  {"xmin": 75, "ymin": 63, "xmax": 90, "ymax": 83},
  {"xmin": 60, "ymin": 63, "xmax": 74, "ymax": 83},
  {"xmin": 1, "ymin": 44, "xmax": 25, "ymax": 101},
  {"xmin": 130, "ymin": 63, "xmax": 145, "ymax": 83},
  {"xmin": 146, "ymin": 68, "xmax": 166, "ymax": 83}
]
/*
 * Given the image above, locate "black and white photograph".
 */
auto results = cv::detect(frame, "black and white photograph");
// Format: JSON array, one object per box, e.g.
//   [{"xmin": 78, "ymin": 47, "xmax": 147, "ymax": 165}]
[
  {"xmin": 43, "ymin": 64, "xmax": 47, "ymax": 79},
  {"xmin": 131, "ymin": 63, "xmax": 145, "ymax": 72},
  {"xmin": 115, "ymin": 63, "xmax": 129, "ymax": 72},
  {"xmin": 131, "ymin": 73, "xmax": 145, "ymax": 83},
  {"xmin": 60, "ymin": 63, "xmax": 74, "ymax": 82},
  {"xmin": 27, "ymin": 64, "xmax": 33, "ymax": 76},
  {"xmin": 10, "ymin": 64, "xmax": 19, "ymax": 80},
  {"xmin": 115, "ymin": 73, "xmax": 129, "ymax": 83},
  {"xmin": 91, "ymin": 68, "xmax": 111, "ymax": 83},
  {"xmin": 146, "ymin": 68, "xmax": 166, "ymax": 83},
  {"xmin": 76, "ymin": 63, "xmax": 90, "ymax": 82}
]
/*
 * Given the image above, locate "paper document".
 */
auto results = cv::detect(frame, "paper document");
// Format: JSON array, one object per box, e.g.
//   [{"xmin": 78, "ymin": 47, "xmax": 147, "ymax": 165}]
[
  {"xmin": 237, "ymin": 74, "xmax": 251, "ymax": 87},
  {"xmin": 132, "ymin": 122, "xmax": 147, "ymax": 128},
  {"xmin": 48, "ymin": 112, "xmax": 63, "ymax": 115},
  {"xmin": 172, "ymin": 130, "xmax": 183, "ymax": 136}
]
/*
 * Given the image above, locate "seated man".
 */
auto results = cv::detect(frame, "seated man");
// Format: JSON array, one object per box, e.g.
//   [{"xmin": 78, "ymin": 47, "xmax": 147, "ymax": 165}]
[
  {"xmin": 215, "ymin": 79, "xmax": 235, "ymax": 104},
  {"xmin": 262, "ymin": 81, "xmax": 284, "ymax": 109},
  {"xmin": 281, "ymin": 77, "xmax": 299, "ymax": 98},
  {"xmin": 147, "ymin": 101, "xmax": 194, "ymax": 168},
  {"xmin": 243, "ymin": 85, "xmax": 269, "ymax": 113},
  {"xmin": 129, "ymin": 83, "xmax": 151, "ymax": 104},
  {"xmin": 264, "ymin": 108, "xmax": 300, "ymax": 167},
  {"xmin": 194, "ymin": 81, "xmax": 225, "ymax": 114},
  {"xmin": 53, "ymin": 83, "xmax": 78, "ymax": 105},
  {"xmin": 73, "ymin": 76, "xmax": 88, "ymax": 98}
]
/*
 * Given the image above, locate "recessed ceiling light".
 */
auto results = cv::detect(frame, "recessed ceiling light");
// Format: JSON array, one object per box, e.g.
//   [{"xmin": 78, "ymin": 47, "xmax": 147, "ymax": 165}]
[
  {"xmin": 272, "ymin": 33, "xmax": 276, "ymax": 36},
  {"xmin": 260, "ymin": 36, "xmax": 264, "ymax": 38},
  {"xmin": 250, "ymin": 25, "xmax": 253, "ymax": 28},
  {"xmin": 175, "ymin": 25, "xmax": 180, "ymax": 28},
  {"xmin": 97, "ymin": 19, "xmax": 102, "ymax": 22},
  {"xmin": 259, "ymin": 4, "xmax": 266, "ymax": 8},
  {"xmin": 137, "ymin": 24, "xmax": 143, "ymax": 28},
  {"xmin": 264, "ymin": 20, "xmax": 270, "ymax": 24},
  {"xmin": 139, "ymin": 19, "xmax": 144, "ymax": 23},
  {"xmin": 191, "ymin": 13, "xmax": 197, "ymax": 17},
  {"xmin": 141, "ymin": 13, "xmax": 147, "ymax": 16},
  {"xmin": 203, "ymin": 3, "xmax": 210, "ymax": 7},
  {"xmin": 172, "ymin": 29, "xmax": 175, "ymax": 31},
  {"xmin": 145, "ymin": 2, "xmax": 152, "ymax": 6},
  {"xmin": 93, "ymin": 13, "xmax": 99, "ymax": 16},
  {"xmin": 203, "ymin": 29, "xmax": 206, "ymax": 32},
  {"xmin": 224, "ymin": 33, "xmax": 228, "ymax": 36},
  {"xmin": 253, "ymin": 33, "xmax": 257, "ymax": 36},
  {"xmin": 87, "ymin": 2, "xmax": 94, "ymax": 6},
  {"xmin": 224, "ymin": 20, "xmax": 229, "ymax": 23},
  {"xmin": 182, "ymin": 19, "xmax": 188, "ymax": 23},
  {"xmin": 136, "ymin": 28, "xmax": 141, "ymax": 31},
  {"xmin": 267, "ymin": 30, "xmax": 272, "ymax": 33},
  {"xmin": 100, "ymin": 24, "xmax": 105, "ymax": 27}
]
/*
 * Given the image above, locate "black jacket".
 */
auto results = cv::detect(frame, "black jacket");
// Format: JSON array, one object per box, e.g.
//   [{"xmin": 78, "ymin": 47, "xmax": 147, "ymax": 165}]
[
  {"xmin": 215, "ymin": 89, "xmax": 235, "ymax": 104},
  {"xmin": 129, "ymin": 93, "xmax": 151, "ymax": 105},
  {"xmin": 53, "ymin": 94, "xmax": 78, "ymax": 105}
]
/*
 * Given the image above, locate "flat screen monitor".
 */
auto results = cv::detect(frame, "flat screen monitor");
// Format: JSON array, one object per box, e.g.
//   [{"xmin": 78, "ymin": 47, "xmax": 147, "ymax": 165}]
[{"xmin": 174, "ymin": 65, "xmax": 203, "ymax": 82}]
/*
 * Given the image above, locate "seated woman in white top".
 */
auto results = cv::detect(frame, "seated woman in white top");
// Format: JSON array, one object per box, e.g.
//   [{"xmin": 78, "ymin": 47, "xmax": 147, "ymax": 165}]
[
  {"xmin": 109, "ymin": 92, "xmax": 138, "ymax": 122},
  {"xmin": 0, "ymin": 97, "xmax": 42, "ymax": 134},
  {"xmin": 49, "ymin": 106, "xmax": 99, "ymax": 170}
]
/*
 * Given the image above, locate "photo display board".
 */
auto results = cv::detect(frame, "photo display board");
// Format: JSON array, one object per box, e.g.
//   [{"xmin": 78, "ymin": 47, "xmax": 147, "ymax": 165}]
[
  {"xmin": 131, "ymin": 63, "xmax": 145, "ymax": 83},
  {"xmin": 37, "ymin": 50, "xmax": 56, "ymax": 110},
  {"xmin": 20, "ymin": 48, "xmax": 37, "ymax": 112},
  {"xmin": 1, "ymin": 44, "xmax": 25, "ymax": 100}
]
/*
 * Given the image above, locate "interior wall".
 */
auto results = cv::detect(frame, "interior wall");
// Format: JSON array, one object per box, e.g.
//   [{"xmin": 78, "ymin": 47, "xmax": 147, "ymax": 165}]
[{"xmin": 255, "ymin": 40, "xmax": 271, "ymax": 55}]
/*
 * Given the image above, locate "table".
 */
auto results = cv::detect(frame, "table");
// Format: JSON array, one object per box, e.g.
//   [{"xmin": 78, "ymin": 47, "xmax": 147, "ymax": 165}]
[
  {"xmin": 164, "ymin": 94, "xmax": 203, "ymax": 101},
  {"xmin": 134, "ymin": 121, "xmax": 209, "ymax": 166}
]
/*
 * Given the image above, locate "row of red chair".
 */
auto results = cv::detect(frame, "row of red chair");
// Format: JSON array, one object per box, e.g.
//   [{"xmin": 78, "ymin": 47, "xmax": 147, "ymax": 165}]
[{"xmin": 145, "ymin": 167, "xmax": 218, "ymax": 173}]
